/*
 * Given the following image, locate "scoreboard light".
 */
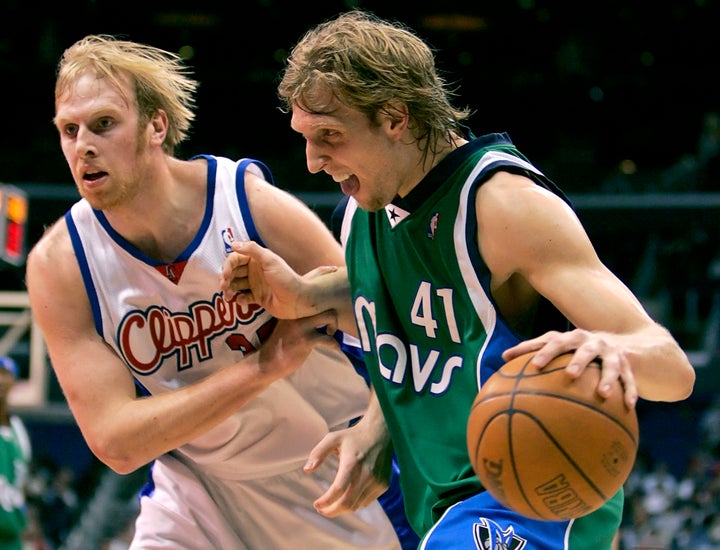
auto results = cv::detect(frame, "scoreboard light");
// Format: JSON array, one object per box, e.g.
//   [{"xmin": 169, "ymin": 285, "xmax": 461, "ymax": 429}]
[{"xmin": 0, "ymin": 184, "xmax": 28, "ymax": 267}]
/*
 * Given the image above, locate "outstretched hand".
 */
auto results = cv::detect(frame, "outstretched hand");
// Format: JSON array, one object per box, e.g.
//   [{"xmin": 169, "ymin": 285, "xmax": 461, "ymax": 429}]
[
  {"xmin": 220, "ymin": 240, "xmax": 338, "ymax": 319},
  {"xmin": 304, "ymin": 419, "xmax": 394, "ymax": 517}
]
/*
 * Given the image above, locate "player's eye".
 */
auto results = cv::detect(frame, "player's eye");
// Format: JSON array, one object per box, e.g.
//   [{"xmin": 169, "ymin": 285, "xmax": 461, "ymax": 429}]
[
  {"xmin": 96, "ymin": 117, "xmax": 114, "ymax": 131},
  {"xmin": 321, "ymin": 129, "xmax": 341, "ymax": 142},
  {"xmin": 62, "ymin": 124, "xmax": 78, "ymax": 137}
]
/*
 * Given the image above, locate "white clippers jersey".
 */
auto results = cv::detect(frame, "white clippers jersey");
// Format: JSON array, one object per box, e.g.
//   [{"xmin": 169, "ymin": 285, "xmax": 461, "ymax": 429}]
[{"xmin": 66, "ymin": 155, "xmax": 370, "ymax": 480}]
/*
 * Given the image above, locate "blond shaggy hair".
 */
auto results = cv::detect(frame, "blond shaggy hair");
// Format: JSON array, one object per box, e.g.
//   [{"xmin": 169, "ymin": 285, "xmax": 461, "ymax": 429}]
[
  {"xmin": 278, "ymin": 10, "xmax": 471, "ymax": 162},
  {"xmin": 55, "ymin": 35, "xmax": 198, "ymax": 153}
]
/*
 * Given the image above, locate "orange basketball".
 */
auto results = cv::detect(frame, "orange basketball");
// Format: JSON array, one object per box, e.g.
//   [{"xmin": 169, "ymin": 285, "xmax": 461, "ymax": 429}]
[{"xmin": 466, "ymin": 351, "xmax": 639, "ymax": 521}]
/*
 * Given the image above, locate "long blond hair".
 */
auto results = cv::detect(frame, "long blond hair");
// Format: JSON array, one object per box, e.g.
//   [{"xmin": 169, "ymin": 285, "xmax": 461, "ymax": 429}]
[
  {"xmin": 279, "ymin": 10, "xmax": 471, "ymax": 162},
  {"xmin": 55, "ymin": 35, "xmax": 198, "ymax": 153}
]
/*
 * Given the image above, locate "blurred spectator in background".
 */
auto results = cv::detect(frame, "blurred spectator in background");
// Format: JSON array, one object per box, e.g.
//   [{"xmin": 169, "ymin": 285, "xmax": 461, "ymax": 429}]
[
  {"xmin": 0, "ymin": 356, "xmax": 32, "ymax": 549},
  {"xmin": 37, "ymin": 465, "xmax": 79, "ymax": 549}
]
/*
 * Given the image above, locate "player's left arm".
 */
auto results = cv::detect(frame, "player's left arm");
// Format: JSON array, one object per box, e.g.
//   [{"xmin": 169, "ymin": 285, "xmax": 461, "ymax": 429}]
[
  {"xmin": 245, "ymin": 170, "xmax": 345, "ymax": 273},
  {"xmin": 238, "ymin": 172, "xmax": 358, "ymax": 335},
  {"xmin": 244, "ymin": 172, "xmax": 393, "ymax": 512},
  {"xmin": 477, "ymin": 171, "xmax": 695, "ymax": 404},
  {"xmin": 304, "ymin": 387, "xmax": 394, "ymax": 517}
]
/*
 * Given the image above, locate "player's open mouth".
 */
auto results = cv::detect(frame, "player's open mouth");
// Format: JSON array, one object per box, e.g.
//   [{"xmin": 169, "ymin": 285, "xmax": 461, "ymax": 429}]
[
  {"xmin": 84, "ymin": 171, "xmax": 107, "ymax": 181},
  {"xmin": 338, "ymin": 174, "xmax": 359, "ymax": 196}
]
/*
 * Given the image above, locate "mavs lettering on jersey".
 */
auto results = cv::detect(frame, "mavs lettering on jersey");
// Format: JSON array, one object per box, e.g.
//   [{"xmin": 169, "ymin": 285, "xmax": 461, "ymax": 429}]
[{"xmin": 353, "ymin": 281, "xmax": 464, "ymax": 395}]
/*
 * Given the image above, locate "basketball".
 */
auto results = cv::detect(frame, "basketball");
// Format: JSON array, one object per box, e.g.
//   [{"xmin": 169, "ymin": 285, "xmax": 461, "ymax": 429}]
[{"xmin": 466, "ymin": 351, "xmax": 639, "ymax": 521}]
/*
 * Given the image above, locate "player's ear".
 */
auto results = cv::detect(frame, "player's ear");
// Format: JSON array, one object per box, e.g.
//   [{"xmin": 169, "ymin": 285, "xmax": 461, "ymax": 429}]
[
  {"xmin": 381, "ymin": 101, "xmax": 409, "ymax": 135},
  {"xmin": 149, "ymin": 109, "xmax": 169, "ymax": 144}
]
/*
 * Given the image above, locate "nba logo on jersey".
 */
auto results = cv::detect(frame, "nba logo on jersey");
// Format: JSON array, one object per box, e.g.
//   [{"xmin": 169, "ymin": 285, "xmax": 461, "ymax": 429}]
[
  {"xmin": 427, "ymin": 212, "xmax": 439, "ymax": 239},
  {"xmin": 221, "ymin": 227, "xmax": 235, "ymax": 254}
]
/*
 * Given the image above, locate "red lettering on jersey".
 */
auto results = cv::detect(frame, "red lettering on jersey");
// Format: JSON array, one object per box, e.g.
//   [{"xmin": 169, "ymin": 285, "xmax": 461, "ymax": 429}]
[{"xmin": 118, "ymin": 293, "xmax": 267, "ymax": 373}]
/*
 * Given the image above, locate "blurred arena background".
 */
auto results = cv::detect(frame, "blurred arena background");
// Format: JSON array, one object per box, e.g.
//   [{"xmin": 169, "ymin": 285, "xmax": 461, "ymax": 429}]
[{"xmin": 1, "ymin": 0, "xmax": 719, "ymax": 547}]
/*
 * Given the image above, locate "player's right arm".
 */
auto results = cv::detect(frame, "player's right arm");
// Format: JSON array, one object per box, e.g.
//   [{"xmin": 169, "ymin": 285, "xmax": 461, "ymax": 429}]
[
  {"xmin": 221, "ymin": 240, "xmax": 358, "ymax": 335},
  {"xmin": 476, "ymin": 170, "xmax": 694, "ymax": 404},
  {"xmin": 26, "ymin": 219, "xmax": 337, "ymax": 475}
]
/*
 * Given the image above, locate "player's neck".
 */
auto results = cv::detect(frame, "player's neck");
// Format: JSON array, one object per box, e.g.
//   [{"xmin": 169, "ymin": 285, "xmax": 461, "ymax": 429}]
[
  {"xmin": 103, "ymin": 158, "xmax": 208, "ymax": 261},
  {"xmin": 425, "ymin": 134, "xmax": 468, "ymax": 173}
]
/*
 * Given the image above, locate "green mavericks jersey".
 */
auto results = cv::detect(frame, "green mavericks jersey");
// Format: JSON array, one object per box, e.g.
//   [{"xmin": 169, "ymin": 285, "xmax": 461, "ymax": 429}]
[
  {"xmin": 0, "ymin": 415, "xmax": 31, "ymax": 549},
  {"xmin": 338, "ymin": 132, "xmax": 622, "ymax": 538}
]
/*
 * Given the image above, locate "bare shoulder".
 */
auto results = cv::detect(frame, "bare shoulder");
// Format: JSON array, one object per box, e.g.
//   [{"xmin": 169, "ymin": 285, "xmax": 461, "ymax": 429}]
[
  {"xmin": 243, "ymin": 168, "xmax": 305, "ymax": 208},
  {"xmin": 26, "ymin": 217, "xmax": 84, "ymax": 311},
  {"xmin": 476, "ymin": 170, "xmax": 592, "ymax": 278},
  {"xmin": 243, "ymin": 169, "xmax": 344, "ymax": 272},
  {"xmin": 476, "ymin": 171, "xmax": 573, "ymax": 223},
  {"xmin": 27, "ymin": 217, "xmax": 74, "ymax": 272},
  {"xmin": 242, "ymin": 169, "xmax": 320, "ymax": 234}
]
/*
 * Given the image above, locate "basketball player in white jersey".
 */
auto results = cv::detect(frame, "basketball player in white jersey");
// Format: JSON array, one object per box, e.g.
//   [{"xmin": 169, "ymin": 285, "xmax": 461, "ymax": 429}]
[{"xmin": 25, "ymin": 35, "xmax": 413, "ymax": 549}]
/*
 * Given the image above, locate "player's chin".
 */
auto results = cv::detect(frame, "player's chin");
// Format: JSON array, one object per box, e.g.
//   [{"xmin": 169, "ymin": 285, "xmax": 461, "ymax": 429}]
[{"xmin": 356, "ymin": 195, "xmax": 387, "ymax": 213}]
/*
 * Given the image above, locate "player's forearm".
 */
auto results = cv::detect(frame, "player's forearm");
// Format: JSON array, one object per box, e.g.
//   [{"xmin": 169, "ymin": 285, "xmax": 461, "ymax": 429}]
[
  {"xmin": 91, "ymin": 354, "xmax": 288, "ymax": 474},
  {"xmin": 298, "ymin": 266, "xmax": 358, "ymax": 335},
  {"xmin": 625, "ymin": 323, "xmax": 695, "ymax": 402},
  {"xmin": 361, "ymin": 387, "xmax": 390, "ymax": 444}
]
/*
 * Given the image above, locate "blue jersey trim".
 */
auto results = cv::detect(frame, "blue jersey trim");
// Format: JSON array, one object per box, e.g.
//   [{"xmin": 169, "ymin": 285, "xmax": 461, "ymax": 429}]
[
  {"xmin": 234, "ymin": 158, "xmax": 274, "ymax": 247},
  {"xmin": 91, "ymin": 155, "xmax": 218, "ymax": 266},
  {"xmin": 65, "ymin": 210, "xmax": 104, "ymax": 337}
]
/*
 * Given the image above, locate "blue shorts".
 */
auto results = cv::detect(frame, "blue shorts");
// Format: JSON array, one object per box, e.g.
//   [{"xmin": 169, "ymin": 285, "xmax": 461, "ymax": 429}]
[{"xmin": 419, "ymin": 489, "xmax": 621, "ymax": 550}]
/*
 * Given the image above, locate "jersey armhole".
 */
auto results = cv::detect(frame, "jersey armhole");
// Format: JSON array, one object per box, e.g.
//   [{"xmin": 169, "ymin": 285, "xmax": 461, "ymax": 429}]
[{"xmin": 235, "ymin": 158, "xmax": 274, "ymax": 247}]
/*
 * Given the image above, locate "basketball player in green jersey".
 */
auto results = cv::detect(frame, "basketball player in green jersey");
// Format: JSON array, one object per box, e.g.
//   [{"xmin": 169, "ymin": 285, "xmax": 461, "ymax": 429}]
[
  {"xmin": 220, "ymin": 10, "xmax": 696, "ymax": 549},
  {"xmin": 0, "ymin": 357, "xmax": 31, "ymax": 550}
]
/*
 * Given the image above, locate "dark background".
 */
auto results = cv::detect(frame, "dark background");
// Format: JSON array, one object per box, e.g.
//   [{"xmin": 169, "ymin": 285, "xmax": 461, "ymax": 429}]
[
  {"xmin": 1, "ymin": 0, "xmax": 718, "ymax": 525},
  {"xmin": 1, "ymin": 0, "xmax": 719, "ymax": 196}
]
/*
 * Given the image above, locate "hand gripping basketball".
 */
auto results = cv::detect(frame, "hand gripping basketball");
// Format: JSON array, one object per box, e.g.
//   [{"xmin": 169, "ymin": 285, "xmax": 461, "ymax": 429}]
[{"xmin": 466, "ymin": 352, "xmax": 639, "ymax": 521}]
